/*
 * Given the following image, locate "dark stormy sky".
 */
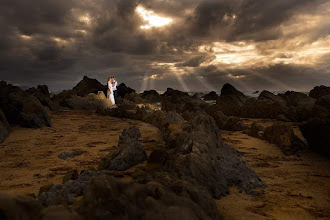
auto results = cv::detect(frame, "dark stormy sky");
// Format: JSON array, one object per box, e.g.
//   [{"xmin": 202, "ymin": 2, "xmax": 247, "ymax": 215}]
[{"xmin": 0, "ymin": 0, "xmax": 329, "ymax": 92}]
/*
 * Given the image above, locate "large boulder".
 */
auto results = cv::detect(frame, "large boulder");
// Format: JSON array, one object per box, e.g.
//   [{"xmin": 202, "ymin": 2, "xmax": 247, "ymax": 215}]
[
  {"xmin": 258, "ymin": 90, "xmax": 286, "ymax": 105},
  {"xmin": 51, "ymin": 89, "xmax": 77, "ymax": 108},
  {"xmin": 141, "ymin": 90, "xmax": 161, "ymax": 103},
  {"xmin": 202, "ymin": 91, "xmax": 218, "ymax": 101},
  {"xmin": 279, "ymin": 91, "xmax": 316, "ymax": 108},
  {"xmin": 73, "ymin": 76, "xmax": 107, "ymax": 97},
  {"xmin": 0, "ymin": 109, "xmax": 10, "ymax": 143},
  {"xmin": 117, "ymin": 83, "xmax": 135, "ymax": 98},
  {"xmin": 248, "ymin": 122, "xmax": 265, "ymax": 139},
  {"xmin": 26, "ymin": 85, "xmax": 58, "ymax": 111},
  {"xmin": 99, "ymin": 127, "xmax": 147, "ymax": 171},
  {"xmin": 0, "ymin": 81, "xmax": 51, "ymax": 128},
  {"xmin": 217, "ymin": 83, "xmax": 248, "ymax": 107},
  {"xmin": 263, "ymin": 123, "xmax": 307, "ymax": 155},
  {"xmin": 168, "ymin": 114, "xmax": 264, "ymax": 198},
  {"xmin": 300, "ymin": 118, "xmax": 330, "ymax": 157},
  {"xmin": 309, "ymin": 85, "xmax": 330, "ymax": 99},
  {"xmin": 79, "ymin": 175, "xmax": 223, "ymax": 220}
]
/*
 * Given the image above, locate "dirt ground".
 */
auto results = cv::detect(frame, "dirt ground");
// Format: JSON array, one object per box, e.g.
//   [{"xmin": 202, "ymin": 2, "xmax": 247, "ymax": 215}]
[
  {"xmin": 0, "ymin": 110, "xmax": 164, "ymax": 195},
  {"xmin": 217, "ymin": 130, "xmax": 330, "ymax": 220}
]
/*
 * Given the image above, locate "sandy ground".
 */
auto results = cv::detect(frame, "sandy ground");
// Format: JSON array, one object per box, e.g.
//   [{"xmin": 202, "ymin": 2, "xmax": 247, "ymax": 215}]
[
  {"xmin": 217, "ymin": 130, "xmax": 330, "ymax": 220},
  {"xmin": 0, "ymin": 110, "xmax": 164, "ymax": 195}
]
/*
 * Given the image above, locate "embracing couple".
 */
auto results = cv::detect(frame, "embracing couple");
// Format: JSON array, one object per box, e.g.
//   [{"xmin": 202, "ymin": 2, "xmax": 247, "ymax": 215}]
[{"xmin": 107, "ymin": 77, "xmax": 118, "ymax": 105}]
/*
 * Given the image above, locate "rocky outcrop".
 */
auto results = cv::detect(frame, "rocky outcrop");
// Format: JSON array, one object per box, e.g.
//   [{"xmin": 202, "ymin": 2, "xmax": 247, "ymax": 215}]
[
  {"xmin": 300, "ymin": 118, "xmax": 330, "ymax": 157},
  {"xmin": 99, "ymin": 127, "xmax": 147, "ymax": 171},
  {"xmin": 26, "ymin": 85, "xmax": 58, "ymax": 111},
  {"xmin": 78, "ymin": 174, "xmax": 223, "ymax": 220},
  {"xmin": 0, "ymin": 81, "xmax": 51, "ymax": 128},
  {"xmin": 51, "ymin": 89, "xmax": 77, "ymax": 108},
  {"xmin": 217, "ymin": 83, "xmax": 248, "ymax": 107},
  {"xmin": 309, "ymin": 85, "xmax": 330, "ymax": 99},
  {"xmin": 117, "ymin": 83, "xmax": 135, "ymax": 98},
  {"xmin": 279, "ymin": 91, "xmax": 316, "ymax": 109},
  {"xmin": 258, "ymin": 91, "xmax": 286, "ymax": 105},
  {"xmin": 202, "ymin": 91, "xmax": 218, "ymax": 101},
  {"xmin": 73, "ymin": 76, "xmax": 107, "ymax": 97},
  {"xmin": 249, "ymin": 122, "xmax": 265, "ymax": 139},
  {"xmin": 141, "ymin": 90, "xmax": 161, "ymax": 103},
  {"xmin": 263, "ymin": 123, "xmax": 307, "ymax": 155},
  {"xmin": 168, "ymin": 114, "xmax": 264, "ymax": 198},
  {"xmin": 0, "ymin": 109, "xmax": 10, "ymax": 143}
]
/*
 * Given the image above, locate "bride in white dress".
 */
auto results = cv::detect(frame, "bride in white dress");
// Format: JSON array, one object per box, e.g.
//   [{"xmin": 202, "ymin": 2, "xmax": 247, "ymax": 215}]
[{"xmin": 107, "ymin": 77, "xmax": 115, "ymax": 105}]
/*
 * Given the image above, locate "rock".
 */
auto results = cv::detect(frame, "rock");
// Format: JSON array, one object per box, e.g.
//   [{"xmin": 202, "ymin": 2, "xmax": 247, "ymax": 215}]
[
  {"xmin": 123, "ymin": 92, "xmax": 145, "ymax": 104},
  {"xmin": 62, "ymin": 169, "xmax": 79, "ymax": 184},
  {"xmin": 78, "ymin": 174, "xmax": 223, "ymax": 220},
  {"xmin": 0, "ymin": 81, "xmax": 51, "ymax": 128},
  {"xmin": 253, "ymin": 91, "xmax": 259, "ymax": 94},
  {"xmin": 0, "ymin": 109, "xmax": 10, "ymax": 143},
  {"xmin": 0, "ymin": 193, "xmax": 43, "ymax": 219},
  {"xmin": 161, "ymin": 88, "xmax": 194, "ymax": 113},
  {"xmin": 51, "ymin": 90, "xmax": 77, "ymax": 108},
  {"xmin": 211, "ymin": 111, "xmax": 228, "ymax": 129},
  {"xmin": 249, "ymin": 122, "xmax": 265, "ymax": 139},
  {"xmin": 117, "ymin": 83, "xmax": 135, "ymax": 98},
  {"xmin": 39, "ymin": 184, "xmax": 54, "ymax": 196},
  {"xmin": 99, "ymin": 127, "xmax": 147, "ymax": 171},
  {"xmin": 202, "ymin": 91, "xmax": 218, "ymax": 101},
  {"xmin": 263, "ymin": 123, "xmax": 307, "ymax": 155},
  {"xmin": 148, "ymin": 147, "xmax": 169, "ymax": 165},
  {"xmin": 169, "ymin": 114, "xmax": 264, "ymax": 198},
  {"xmin": 309, "ymin": 85, "xmax": 330, "ymax": 99},
  {"xmin": 141, "ymin": 90, "xmax": 161, "ymax": 103},
  {"xmin": 223, "ymin": 116, "xmax": 246, "ymax": 131},
  {"xmin": 279, "ymin": 91, "xmax": 316, "ymax": 108},
  {"xmin": 258, "ymin": 91, "xmax": 286, "ymax": 105},
  {"xmin": 41, "ymin": 205, "xmax": 82, "ymax": 220},
  {"xmin": 73, "ymin": 76, "xmax": 107, "ymax": 97},
  {"xmin": 217, "ymin": 83, "xmax": 248, "ymax": 107},
  {"xmin": 58, "ymin": 150, "xmax": 83, "ymax": 160},
  {"xmin": 316, "ymin": 94, "xmax": 330, "ymax": 110},
  {"xmin": 26, "ymin": 85, "xmax": 58, "ymax": 111},
  {"xmin": 300, "ymin": 118, "xmax": 330, "ymax": 157}
]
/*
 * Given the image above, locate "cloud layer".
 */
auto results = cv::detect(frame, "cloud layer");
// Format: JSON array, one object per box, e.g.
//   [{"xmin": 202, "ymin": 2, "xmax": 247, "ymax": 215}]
[{"xmin": 0, "ymin": 0, "xmax": 329, "ymax": 92}]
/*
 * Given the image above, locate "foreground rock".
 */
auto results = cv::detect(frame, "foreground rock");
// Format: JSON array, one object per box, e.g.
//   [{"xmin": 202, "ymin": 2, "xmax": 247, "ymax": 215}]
[
  {"xmin": 300, "ymin": 118, "xmax": 330, "ymax": 157},
  {"xmin": 0, "ymin": 81, "xmax": 51, "ymax": 128},
  {"xmin": 168, "ymin": 114, "xmax": 264, "ymax": 198},
  {"xmin": 0, "ymin": 109, "xmax": 10, "ymax": 143},
  {"xmin": 263, "ymin": 123, "xmax": 307, "ymax": 155},
  {"xmin": 99, "ymin": 127, "xmax": 147, "ymax": 170},
  {"xmin": 73, "ymin": 76, "xmax": 107, "ymax": 97},
  {"xmin": 26, "ymin": 85, "xmax": 58, "ymax": 111}
]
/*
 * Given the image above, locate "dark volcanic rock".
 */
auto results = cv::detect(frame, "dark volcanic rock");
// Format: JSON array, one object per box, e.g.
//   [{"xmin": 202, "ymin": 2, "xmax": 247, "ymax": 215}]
[
  {"xmin": 316, "ymin": 94, "xmax": 330, "ymax": 111},
  {"xmin": 300, "ymin": 118, "xmax": 330, "ymax": 157},
  {"xmin": 117, "ymin": 83, "xmax": 135, "ymax": 98},
  {"xmin": 223, "ymin": 116, "xmax": 246, "ymax": 131},
  {"xmin": 202, "ymin": 91, "xmax": 219, "ymax": 101},
  {"xmin": 263, "ymin": 123, "xmax": 307, "ymax": 155},
  {"xmin": 79, "ymin": 174, "xmax": 223, "ymax": 220},
  {"xmin": 309, "ymin": 85, "xmax": 330, "ymax": 99},
  {"xmin": 258, "ymin": 91, "xmax": 286, "ymax": 105},
  {"xmin": 217, "ymin": 83, "xmax": 248, "ymax": 107},
  {"xmin": 73, "ymin": 76, "xmax": 107, "ymax": 97},
  {"xmin": 279, "ymin": 91, "xmax": 316, "ymax": 108},
  {"xmin": 249, "ymin": 122, "xmax": 265, "ymax": 139},
  {"xmin": 51, "ymin": 89, "xmax": 77, "ymax": 108},
  {"xmin": 123, "ymin": 92, "xmax": 145, "ymax": 104},
  {"xmin": 26, "ymin": 85, "xmax": 58, "ymax": 111},
  {"xmin": 58, "ymin": 150, "xmax": 83, "ymax": 160},
  {"xmin": 0, "ymin": 193, "xmax": 43, "ymax": 219},
  {"xmin": 148, "ymin": 147, "xmax": 169, "ymax": 165},
  {"xmin": 0, "ymin": 81, "xmax": 51, "ymax": 128},
  {"xmin": 99, "ymin": 127, "xmax": 147, "ymax": 171},
  {"xmin": 0, "ymin": 109, "xmax": 10, "ymax": 143},
  {"xmin": 168, "ymin": 114, "xmax": 264, "ymax": 198},
  {"xmin": 141, "ymin": 90, "xmax": 161, "ymax": 103}
]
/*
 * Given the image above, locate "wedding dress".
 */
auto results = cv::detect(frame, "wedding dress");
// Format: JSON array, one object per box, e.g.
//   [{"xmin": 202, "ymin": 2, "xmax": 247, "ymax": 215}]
[{"xmin": 107, "ymin": 81, "xmax": 115, "ymax": 105}]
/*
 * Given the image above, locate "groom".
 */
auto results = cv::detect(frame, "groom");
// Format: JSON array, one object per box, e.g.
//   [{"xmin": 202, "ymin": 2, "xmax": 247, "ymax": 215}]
[{"xmin": 111, "ymin": 77, "xmax": 118, "ymax": 104}]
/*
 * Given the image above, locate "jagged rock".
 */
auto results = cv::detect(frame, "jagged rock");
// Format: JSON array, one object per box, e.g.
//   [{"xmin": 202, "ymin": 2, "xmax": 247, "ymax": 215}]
[
  {"xmin": 99, "ymin": 127, "xmax": 147, "ymax": 171},
  {"xmin": 258, "ymin": 91, "xmax": 286, "ymax": 105},
  {"xmin": 123, "ymin": 92, "xmax": 145, "ymax": 104},
  {"xmin": 0, "ymin": 81, "xmax": 51, "ymax": 128},
  {"xmin": 316, "ymin": 94, "xmax": 330, "ymax": 110},
  {"xmin": 279, "ymin": 91, "xmax": 316, "ymax": 108},
  {"xmin": 141, "ymin": 90, "xmax": 161, "ymax": 103},
  {"xmin": 300, "ymin": 118, "xmax": 330, "ymax": 157},
  {"xmin": 263, "ymin": 123, "xmax": 307, "ymax": 155},
  {"xmin": 117, "ymin": 83, "xmax": 135, "ymax": 98},
  {"xmin": 78, "ymin": 175, "xmax": 223, "ymax": 220},
  {"xmin": 169, "ymin": 114, "xmax": 264, "ymax": 198},
  {"xmin": 0, "ymin": 193, "xmax": 43, "ymax": 219},
  {"xmin": 223, "ymin": 116, "xmax": 246, "ymax": 131},
  {"xmin": 161, "ymin": 88, "xmax": 194, "ymax": 113},
  {"xmin": 148, "ymin": 146, "xmax": 169, "ymax": 165},
  {"xmin": 0, "ymin": 109, "xmax": 10, "ymax": 143},
  {"xmin": 309, "ymin": 85, "xmax": 330, "ymax": 99},
  {"xmin": 26, "ymin": 85, "xmax": 58, "ymax": 111},
  {"xmin": 217, "ymin": 83, "xmax": 248, "ymax": 107},
  {"xmin": 73, "ymin": 76, "xmax": 107, "ymax": 97},
  {"xmin": 249, "ymin": 122, "xmax": 265, "ymax": 139},
  {"xmin": 62, "ymin": 169, "xmax": 79, "ymax": 184},
  {"xmin": 212, "ymin": 111, "xmax": 228, "ymax": 129},
  {"xmin": 51, "ymin": 90, "xmax": 77, "ymax": 108},
  {"xmin": 202, "ymin": 91, "xmax": 218, "ymax": 101}
]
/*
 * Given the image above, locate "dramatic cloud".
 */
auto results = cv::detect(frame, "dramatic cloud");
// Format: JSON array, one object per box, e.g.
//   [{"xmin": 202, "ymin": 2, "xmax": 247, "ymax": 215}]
[{"xmin": 0, "ymin": 0, "xmax": 329, "ymax": 92}]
